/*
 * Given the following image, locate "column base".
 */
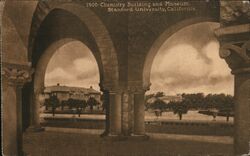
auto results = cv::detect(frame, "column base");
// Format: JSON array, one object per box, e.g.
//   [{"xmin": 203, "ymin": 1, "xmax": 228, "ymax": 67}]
[
  {"xmin": 100, "ymin": 130, "xmax": 109, "ymax": 137},
  {"xmin": 101, "ymin": 133, "xmax": 124, "ymax": 141},
  {"xmin": 23, "ymin": 151, "xmax": 31, "ymax": 156},
  {"xmin": 127, "ymin": 134, "xmax": 149, "ymax": 141},
  {"xmin": 25, "ymin": 126, "xmax": 45, "ymax": 132},
  {"xmin": 101, "ymin": 132, "xmax": 149, "ymax": 141}
]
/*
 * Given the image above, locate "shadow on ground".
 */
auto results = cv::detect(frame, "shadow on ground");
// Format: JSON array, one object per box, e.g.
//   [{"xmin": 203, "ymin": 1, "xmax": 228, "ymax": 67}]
[{"xmin": 23, "ymin": 130, "xmax": 233, "ymax": 156}]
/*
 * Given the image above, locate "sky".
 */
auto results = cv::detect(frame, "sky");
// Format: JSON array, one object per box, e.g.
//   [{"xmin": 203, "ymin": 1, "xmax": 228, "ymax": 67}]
[
  {"xmin": 45, "ymin": 22, "xmax": 233, "ymax": 95},
  {"xmin": 45, "ymin": 41, "xmax": 100, "ymax": 90},
  {"xmin": 150, "ymin": 22, "xmax": 233, "ymax": 95}
]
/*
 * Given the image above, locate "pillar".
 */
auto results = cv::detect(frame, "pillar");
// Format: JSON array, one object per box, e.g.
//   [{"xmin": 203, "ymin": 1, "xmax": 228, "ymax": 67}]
[
  {"xmin": 27, "ymin": 90, "xmax": 44, "ymax": 132},
  {"xmin": 27, "ymin": 69, "xmax": 45, "ymax": 132},
  {"xmin": 134, "ymin": 91, "xmax": 146, "ymax": 135},
  {"xmin": 101, "ymin": 90, "xmax": 110, "ymax": 136},
  {"xmin": 127, "ymin": 81, "xmax": 149, "ymax": 136},
  {"xmin": 100, "ymin": 83, "xmax": 122, "ymax": 136},
  {"xmin": 101, "ymin": 81, "xmax": 148, "ymax": 138},
  {"xmin": 109, "ymin": 90, "xmax": 122, "ymax": 135},
  {"xmin": 2, "ymin": 62, "xmax": 33, "ymax": 156},
  {"xmin": 122, "ymin": 92, "xmax": 130, "ymax": 135},
  {"xmin": 215, "ymin": 14, "xmax": 250, "ymax": 154},
  {"xmin": 234, "ymin": 73, "xmax": 250, "ymax": 154}
]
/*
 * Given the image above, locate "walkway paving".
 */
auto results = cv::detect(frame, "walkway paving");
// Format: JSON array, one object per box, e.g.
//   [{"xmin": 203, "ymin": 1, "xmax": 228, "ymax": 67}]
[{"xmin": 23, "ymin": 128, "xmax": 233, "ymax": 156}]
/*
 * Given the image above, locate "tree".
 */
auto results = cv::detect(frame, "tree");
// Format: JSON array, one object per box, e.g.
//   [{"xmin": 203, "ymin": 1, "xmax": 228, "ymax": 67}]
[
  {"xmin": 219, "ymin": 95, "xmax": 234, "ymax": 121},
  {"xmin": 76, "ymin": 99, "xmax": 87, "ymax": 117},
  {"xmin": 149, "ymin": 99, "xmax": 168, "ymax": 116},
  {"xmin": 199, "ymin": 94, "xmax": 234, "ymax": 120},
  {"xmin": 67, "ymin": 98, "xmax": 88, "ymax": 116},
  {"xmin": 49, "ymin": 95, "xmax": 60, "ymax": 116},
  {"xmin": 172, "ymin": 101, "xmax": 188, "ymax": 120},
  {"xmin": 87, "ymin": 97, "xmax": 99, "ymax": 113},
  {"xmin": 181, "ymin": 93, "xmax": 204, "ymax": 109},
  {"xmin": 155, "ymin": 92, "xmax": 165, "ymax": 98},
  {"xmin": 61, "ymin": 100, "xmax": 67, "ymax": 110},
  {"xmin": 145, "ymin": 93, "xmax": 155, "ymax": 110}
]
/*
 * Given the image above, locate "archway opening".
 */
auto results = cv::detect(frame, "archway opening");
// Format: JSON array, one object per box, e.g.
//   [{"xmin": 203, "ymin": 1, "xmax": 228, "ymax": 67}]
[
  {"xmin": 37, "ymin": 40, "xmax": 106, "ymax": 130},
  {"xmin": 145, "ymin": 22, "xmax": 234, "ymax": 135},
  {"xmin": 22, "ymin": 6, "xmax": 120, "ymax": 133}
]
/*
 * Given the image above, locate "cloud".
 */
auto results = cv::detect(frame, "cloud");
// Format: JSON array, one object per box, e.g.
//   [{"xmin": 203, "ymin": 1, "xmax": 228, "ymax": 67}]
[
  {"xmin": 150, "ymin": 22, "xmax": 233, "ymax": 95},
  {"xmin": 45, "ymin": 67, "xmax": 75, "ymax": 80},
  {"xmin": 46, "ymin": 41, "xmax": 93, "ymax": 73},
  {"xmin": 45, "ymin": 41, "xmax": 100, "ymax": 90}
]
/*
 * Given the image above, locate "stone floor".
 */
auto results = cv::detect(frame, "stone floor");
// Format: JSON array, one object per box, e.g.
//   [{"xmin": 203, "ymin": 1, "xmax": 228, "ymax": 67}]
[{"xmin": 23, "ymin": 128, "xmax": 234, "ymax": 156}]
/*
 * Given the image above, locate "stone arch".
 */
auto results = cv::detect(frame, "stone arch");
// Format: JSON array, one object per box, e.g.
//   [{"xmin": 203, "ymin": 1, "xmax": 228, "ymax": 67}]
[
  {"xmin": 2, "ymin": 14, "xmax": 28, "ymax": 64},
  {"xmin": 2, "ymin": 0, "xmax": 38, "ymax": 55},
  {"xmin": 27, "ymin": 3, "xmax": 119, "ymax": 130},
  {"xmin": 31, "ymin": 38, "xmax": 102, "ymax": 128},
  {"xmin": 142, "ymin": 17, "xmax": 219, "ymax": 89},
  {"xmin": 33, "ymin": 38, "xmax": 101, "ymax": 95},
  {"xmin": 29, "ymin": 2, "xmax": 119, "ymax": 86}
]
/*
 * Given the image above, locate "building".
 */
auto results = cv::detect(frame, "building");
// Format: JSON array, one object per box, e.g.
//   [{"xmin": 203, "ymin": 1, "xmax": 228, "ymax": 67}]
[{"xmin": 43, "ymin": 83, "xmax": 101, "ymax": 104}]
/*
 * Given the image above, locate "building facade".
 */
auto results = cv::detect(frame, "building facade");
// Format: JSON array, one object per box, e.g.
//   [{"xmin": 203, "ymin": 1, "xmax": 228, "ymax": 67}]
[{"xmin": 43, "ymin": 83, "xmax": 101, "ymax": 103}]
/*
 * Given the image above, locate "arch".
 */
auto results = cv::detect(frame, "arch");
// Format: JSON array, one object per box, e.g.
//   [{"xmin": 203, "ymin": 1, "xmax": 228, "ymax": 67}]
[
  {"xmin": 34, "ymin": 38, "xmax": 101, "ymax": 93},
  {"xmin": 142, "ymin": 17, "xmax": 219, "ymax": 89},
  {"xmin": 30, "ymin": 38, "xmax": 102, "ymax": 128},
  {"xmin": 29, "ymin": 2, "xmax": 119, "ymax": 86},
  {"xmin": 2, "ymin": 14, "xmax": 28, "ymax": 64},
  {"xmin": 31, "ymin": 8, "xmax": 105, "ymax": 85},
  {"xmin": 2, "ymin": 0, "xmax": 38, "ymax": 48}
]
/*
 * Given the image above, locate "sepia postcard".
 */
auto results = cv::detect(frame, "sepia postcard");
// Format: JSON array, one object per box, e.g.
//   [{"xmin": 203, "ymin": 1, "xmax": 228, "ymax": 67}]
[{"xmin": 1, "ymin": 0, "xmax": 250, "ymax": 156}]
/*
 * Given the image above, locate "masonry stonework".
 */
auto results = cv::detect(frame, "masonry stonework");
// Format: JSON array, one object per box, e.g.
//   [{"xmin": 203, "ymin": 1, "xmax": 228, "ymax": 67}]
[
  {"xmin": 2, "ymin": 0, "xmax": 249, "ymax": 155},
  {"xmin": 215, "ymin": 1, "xmax": 250, "ymax": 154}
]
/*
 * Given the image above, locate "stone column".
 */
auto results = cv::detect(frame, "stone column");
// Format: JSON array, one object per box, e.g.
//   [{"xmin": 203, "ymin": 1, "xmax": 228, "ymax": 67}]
[
  {"xmin": 134, "ymin": 91, "xmax": 146, "ymax": 135},
  {"xmin": 109, "ymin": 90, "xmax": 122, "ymax": 135},
  {"xmin": 234, "ymin": 72, "xmax": 250, "ymax": 154},
  {"xmin": 100, "ymin": 83, "xmax": 122, "ymax": 136},
  {"xmin": 121, "ymin": 92, "xmax": 130, "ymax": 135},
  {"xmin": 2, "ymin": 62, "xmax": 33, "ymax": 156},
  {"xmin": 100, "ymin": 90, "xmax": 110, "ymax": 136},
  {"xmin": 128, "ymin": 81, "xmax": 149, "ymax": 136},
  {"xmin": 28, "ymin": 90, "xmax": 44, "ymax": 132},
  {"xmin": 28, "ymin": 67, "xmax": 45, "ymax": 132},
  {"xmin": 215, "ymin": 21, "xmax": 250, "ymax": 154}
]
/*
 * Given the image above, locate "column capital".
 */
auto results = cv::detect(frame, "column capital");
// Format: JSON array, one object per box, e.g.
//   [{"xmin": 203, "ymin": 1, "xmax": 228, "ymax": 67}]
[
  {"xmin": 99, "ymin": 81, "xmax": 121, "ymax": 93},
  {"xmin": 218, "ymin": 40, "xmax": 250, "ymax": 75},
  {"xmin": 127, "ymin": 81, "xmax": 150, "ymax": 94},
  {"xmin": 2, "ymin": 62, "xmax": 34, "ymax": 86},
  {"xmin": 215, "ymin": 23, "xmax": 250, "ymax": 75}
]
